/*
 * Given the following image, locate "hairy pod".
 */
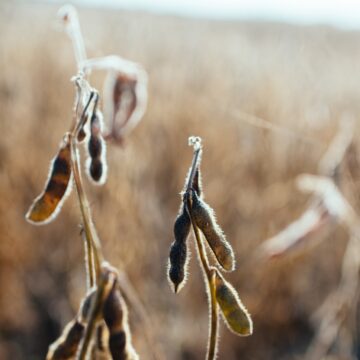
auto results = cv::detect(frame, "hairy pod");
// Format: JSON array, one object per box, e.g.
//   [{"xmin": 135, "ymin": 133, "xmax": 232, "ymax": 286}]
[
  {"xmin": 214, "ymin": 271, "xmax": 252, "ymax": 336},
  {"xmin": 168, "ymin": 206, "xmax": 191, "ymax": 293},
  {"xmin": 191, "ymin": 191, "xmax": 235, "ymax": 271},
  {"xmin": 46, "ymin": 319, "xmax": 85, "ymax": 360},
  {"xmin": 103, "ymin": 279, "xmax": 139, "ymax": 360},
  {"xmin": 85, "ymin": 110, "xmax": 108, "ymax": 185},
  {"xmin": 26, "ymin": 136, "xmax": 73, "ymax": 224}
]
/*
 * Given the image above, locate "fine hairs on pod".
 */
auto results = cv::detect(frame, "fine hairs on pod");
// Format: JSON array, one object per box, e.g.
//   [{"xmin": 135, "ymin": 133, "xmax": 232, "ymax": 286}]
[
  {"xmin": 168, "ymin": 204, "xmax": 191, "ymax": 293},
  {"xmin": 190, "ymin": 190, "xmax": 235, "ymax": 271},
  {"xmin": 214, "ymin": 270, "xmax": 253, "ymax": 336}
]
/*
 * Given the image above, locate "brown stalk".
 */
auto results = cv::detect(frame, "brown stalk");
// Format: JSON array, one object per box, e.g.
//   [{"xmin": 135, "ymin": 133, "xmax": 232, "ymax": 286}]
[
  {"xmin": 185, "ymin": 137, "xmax": 219, "ymax": 360},
  {"xmin": 69, "ymin": 132, "xmax": 104, "ymax": 281}
]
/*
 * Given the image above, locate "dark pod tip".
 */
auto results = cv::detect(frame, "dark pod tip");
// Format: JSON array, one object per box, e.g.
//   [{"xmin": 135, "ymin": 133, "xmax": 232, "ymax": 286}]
[{"xmin": 90, "ymin": 158, "xmax": 103, "ymax": 182}]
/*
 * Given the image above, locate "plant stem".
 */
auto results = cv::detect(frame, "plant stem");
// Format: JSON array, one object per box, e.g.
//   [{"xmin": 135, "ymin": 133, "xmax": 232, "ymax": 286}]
[
  {"xmin": 59, "ymin": 5, "xmax": 87, "ymax": 70},
  {"xmin": 69, "ymin": 134, "xmax": 104, "ymax": 281},
  {"xmin": 80, "ymin": 227, "xmax": 95, "ymax": 288},
  {"xmin": 186, "ymin": 197, "xmax": 218, "ymax": 360},
  {"xmin": 208, "ymin": 270, "xmax": 219, "ymax": 360},
  {"xmin": 186, "ymin": 138, "xmax": 202, "ymax": 192},
  {"xmin": 185, "ymin": 136, "xmax": 218, "ymax": 360}
]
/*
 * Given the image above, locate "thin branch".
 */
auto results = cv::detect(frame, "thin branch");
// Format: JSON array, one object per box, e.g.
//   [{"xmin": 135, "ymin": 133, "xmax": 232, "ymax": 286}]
[
  {"xmin": 186, "ymin": 136, "xmax": 202, "ymax": 192},
  {"xmin": 208, "ymin": 269, "xmax": 219, "ymax": 360},
  {"xmin": 58, "ymin": 5, "xmax": 87, "ymax": 70},
  {"xmin": 69, "ymin": 133, "xmax": 104, "ymax": 280}
]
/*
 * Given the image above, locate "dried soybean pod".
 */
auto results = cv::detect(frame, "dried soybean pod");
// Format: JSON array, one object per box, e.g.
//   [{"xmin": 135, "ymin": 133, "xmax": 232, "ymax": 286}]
[
  {"xmin": 26, "ymin": 136, "xmax": 73, "ymax": 225},
  {"xmin": 214, "ymin": 271, "xmax": 252, "ymax": 336},
  {"xmin": 46, "ymin": 319, "xmax": 85, "ymax": 360},
  {"xmin": 86, "ymin": 110, "xmax": 108, "ymax": 185},
  {"xmin": 191, "ymin": 191, "xmax": 235, "ymax": 271},
  {"xmin": 168, "ymin": 205, "xmax": 191, "ymax": 293},
  {"xmin": 88, "ymin": 110, "xmax": 103, "ymax": 157},
  {"xmin": 103, "ymin": 278, "xmax": 139, "ymax": 360}
]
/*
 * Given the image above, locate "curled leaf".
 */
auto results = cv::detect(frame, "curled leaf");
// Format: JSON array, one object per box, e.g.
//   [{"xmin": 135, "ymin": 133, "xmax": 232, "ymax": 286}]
[
  {"xmin": 82, "ymin": 56, "xmax": 147, "ymax": 143},
  {"xmin": 258, "ymin": 202, "xmax": 332, "ymax": 259},
  {"xmin": 215, "ymin": 271, "xmax": 252, "ymax": 336},
  {"xmin": 26, "ymin": 136, "xmax": 73, "ymax": 225},
  {"xmin": 103, "ymin": 67, "xmax": 147, "ymax": 142},
  {"xmin": 191, "ymin": 191, "xmax": 235, "ymax": 271}
]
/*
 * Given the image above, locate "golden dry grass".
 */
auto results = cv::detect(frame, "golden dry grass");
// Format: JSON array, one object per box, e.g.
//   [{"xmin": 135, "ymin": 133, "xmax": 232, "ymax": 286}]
[{"xmin": 1, "ymin": 2, "xmax": 360, "ymax": 359}]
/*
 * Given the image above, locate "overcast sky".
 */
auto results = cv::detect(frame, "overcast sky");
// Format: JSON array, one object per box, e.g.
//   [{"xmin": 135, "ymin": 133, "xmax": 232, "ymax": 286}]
[{"xmin": 48, "ymin": 0, "xmax": 360, "ymax": 29}]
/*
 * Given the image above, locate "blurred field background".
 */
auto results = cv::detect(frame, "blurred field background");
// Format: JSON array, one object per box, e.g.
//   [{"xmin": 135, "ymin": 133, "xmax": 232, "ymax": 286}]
[{"xmin": 2, "ymin": 2, "xmax": 360, "ymax": 359}]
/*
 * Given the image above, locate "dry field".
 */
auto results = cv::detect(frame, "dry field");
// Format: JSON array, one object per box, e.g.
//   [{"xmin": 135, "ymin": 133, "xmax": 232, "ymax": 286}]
[{"xmin": 1, "ymin": 2, "xmax": 360, "ymax": 359}]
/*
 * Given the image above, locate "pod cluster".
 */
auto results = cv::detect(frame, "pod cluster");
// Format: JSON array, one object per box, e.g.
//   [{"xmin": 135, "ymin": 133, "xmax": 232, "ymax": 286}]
[
  {"xmin": 47, "ymin": 264, "xmax": 138, "ymax": 360},
  {"xmin": 167, "ymin": 138, "xmax": 253, "ymax": 346},
  {"xmin": 26, "ymin": 89, "xmax": 109, "ymax": 226}
]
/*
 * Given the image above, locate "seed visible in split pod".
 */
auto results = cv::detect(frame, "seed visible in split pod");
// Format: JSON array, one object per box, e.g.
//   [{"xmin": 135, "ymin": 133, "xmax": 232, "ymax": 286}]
[
  {"xmin": 190, "ymin": 191, "xmax": 235, "ymax": 271},
  {"xmin": 214, "ymin": 271, "xmax": 252, "ymax": 336},
  {"xmin": 88, "ymin": 133, "xmax": 103, "ymax": 159},
  {"xmin": 168, "ymin": 206, "xmax": 191, "ymax": 293},
  {"xmin": 26, "ymin": 136, "xmax": 73, "ymax": 225}
]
